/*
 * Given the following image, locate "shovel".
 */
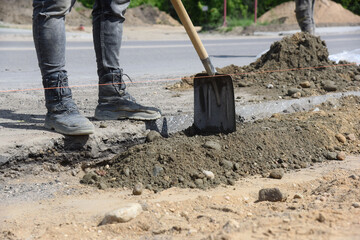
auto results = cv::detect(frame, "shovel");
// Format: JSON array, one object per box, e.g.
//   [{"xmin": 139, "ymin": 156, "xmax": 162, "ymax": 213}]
[{"xmin": 171, "ymin": 0, "xmax": 236, "ymax": 134}]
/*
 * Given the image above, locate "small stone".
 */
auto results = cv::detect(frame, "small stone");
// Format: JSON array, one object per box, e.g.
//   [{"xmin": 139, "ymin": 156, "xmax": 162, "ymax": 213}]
[
  {"xmin": 203, "ymin": 141, "xmax": 221, "ymax": 151},
  {"xmin": 322, "ymin": 81, "xmax": 337, "ymax": 91},
  {"xmin": 292, "ymin": 92, "xmax": 301, "ymax": 99},
  {"xmin": 223, "ymin": 219, "xmax": 240, "ymax": 233},
  {"xmin": 288, "ymin": 88, "xmax": 301, "ymax": 96},
  {"xmin": 258, "ymin": 188, "xmax": 286, "ymax": 202},
  {"xmin": 80, "ymin": 172, "xmax": 98, "ymax": 184},
  {"xmin": 238, "ymin": 82, "xmax": 248, "ymax": 87},
  {"xmin": 146, "ymin": 131, "xmax": 162, "ymax": 142},
  {"xmin": 100, "ymin": 203, "xmax": 143, "ymax": 225},
  {"xmin": 139, "ymin": 201, "xmax": 149, "ymax": 211},
  {"xmin": 295, "ymin": 126, "xmax": 302, "ymax": 131},
  {"xmin": 227, "ymin": 179, "xmax": 235, "ymax": 186},
  {"xmin": 99, "ymin": 122, "xmax": 107, "ymax": 128},
  {"xmin": 98, "ymin": 182, "xmax": 108, "ymax": 190},
  {"xmin": 324, "ymin": 151, "xmax": 338, "ymax": 160},
  {"xmin": 354, "ymin": 75, "xmax": 360, "ymax": 81},
  {"xmin": 221, "ymin": 160, "xmax": 234, "ymax": 169},
  {"xmin": 269, "ymin": 169, "xmax": 284, "ymax": 179},
  {"xmin": 153, "ymin": 165, "xmax": 164, "ymax": 177},
  {"xmin": 233, "ymin": 163, "xmax": 240, "ymax": 170},
  {"xmin": 293, "ymin": 193, "xmax": 303, "ymax": 199},
  {"xmin": 163, "ymin": 175, "xmax": 170, "ymax": 182},
  {"xmin": 349, "ymin": 175, "xmax": 358, "ymax": 180},
  {"xmin": 337, "ymin": 151, "xmax": 346, "ymax": 161},
  {"xmin": 180, "ymin": 211, "xmax": 189, "ymax": 221},
  {"xmin": 267, "ymin": 84, "xmax": 274, "ymax": 89},
  {"xmin": 178, "ymin": 176, "xmax": 184, "ymax": 182},
  {"xmin": 202, "ymin": 170, "xmax": 215, "ymax": 180},
  {"xmin": 124, "ymin": 168, "xmax": 130, "ymax": 177},
  {"xmin": 316, "ymin": 213, "xmax": 325, "ymax": 223},
  {"xmin": 300, "ymin": 81, "xmax": 311, "ymax": 88},
  {"xmin": 352, "ymin": 202, "xmax": 360, "ymax": 208},
  {"xmin": 194, "ymin": 178, "xmax": 203, "ymax": 186},
  {"xmin": 71, "ymin": 170, "xmax": 78, "ymax": 176},
  {"xmin": 133, "ymin": 183, "xmax": 143, "ymax": 195},
  {"xmin": 335, "ymin": 133, "xmax": 346, "ymax": 143},
  {"xmin": 346, "ymin": 133, "xmax": 356, "ymax": 141},
  {"xmin": 299, "ymin": 162, "xmax": 309, "ymax": 168}
]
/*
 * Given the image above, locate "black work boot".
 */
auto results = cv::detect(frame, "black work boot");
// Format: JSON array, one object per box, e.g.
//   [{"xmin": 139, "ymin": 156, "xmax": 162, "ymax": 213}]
[
  {"xmin": 43, "ymin": 72, "xmax": 95, "ymax": 135},
  {"xmin": 95, "ymin": 70, "xmax": 161, "ymax": 121}
]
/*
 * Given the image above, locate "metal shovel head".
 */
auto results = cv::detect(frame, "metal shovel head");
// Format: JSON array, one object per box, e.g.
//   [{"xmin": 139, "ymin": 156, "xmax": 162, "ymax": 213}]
[{"xmin": 194, "ymin": 73, "xmax": 236, "ymax": 134}]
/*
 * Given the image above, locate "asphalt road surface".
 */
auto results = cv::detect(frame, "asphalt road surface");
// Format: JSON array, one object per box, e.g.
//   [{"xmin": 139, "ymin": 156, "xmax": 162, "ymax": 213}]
[{"xmin": 0, "ymin": 31, "xmax": 359, "ymax": 91}]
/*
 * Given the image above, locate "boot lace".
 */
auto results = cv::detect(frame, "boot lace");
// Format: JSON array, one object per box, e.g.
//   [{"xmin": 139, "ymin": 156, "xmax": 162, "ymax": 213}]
[{"xmin": 112, "ymin": 69, "xmax": 136, "ymax": 102}]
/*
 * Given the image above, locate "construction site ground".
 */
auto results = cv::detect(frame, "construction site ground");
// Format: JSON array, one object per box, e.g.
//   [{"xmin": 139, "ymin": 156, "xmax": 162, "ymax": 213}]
[{"xmin": 1, "ymin": 3, "xmax": 360, "ymax": 239}]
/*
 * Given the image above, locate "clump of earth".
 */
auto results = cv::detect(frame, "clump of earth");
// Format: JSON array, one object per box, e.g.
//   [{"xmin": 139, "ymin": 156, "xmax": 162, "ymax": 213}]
[
  {"xmin": 173, "ymin": 32, "xmax": 360, "ymax": 100},
  {"xmin": 82, "ymin": 96, "xmax": 360, "ymax": 192}
]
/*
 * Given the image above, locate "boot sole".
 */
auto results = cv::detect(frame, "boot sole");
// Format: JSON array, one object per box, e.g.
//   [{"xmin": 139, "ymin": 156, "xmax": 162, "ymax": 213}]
[
  {"xmin": 44, "ymin": 122, "xmax": 95, "ymax": 136},
  {"xmin": 94, "ymin": 109, "xmax": 161, "ymax": 121}
]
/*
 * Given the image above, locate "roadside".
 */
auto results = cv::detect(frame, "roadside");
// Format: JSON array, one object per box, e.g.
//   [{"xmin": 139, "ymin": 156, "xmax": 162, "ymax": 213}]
[{"xmin": 1, "ymin": 154, "xmax": 360, "ymax": 239}]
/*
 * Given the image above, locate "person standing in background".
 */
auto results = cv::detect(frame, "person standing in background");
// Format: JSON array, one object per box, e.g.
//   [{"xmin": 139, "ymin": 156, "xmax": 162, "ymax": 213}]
[{"xmin": 295, "ymin": 0, "xmax": 315, "ymax": 34}]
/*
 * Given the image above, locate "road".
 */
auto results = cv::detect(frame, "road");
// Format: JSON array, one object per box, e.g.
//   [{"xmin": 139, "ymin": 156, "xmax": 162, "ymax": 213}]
[{"xmin": 0, "ymin": 32, "xmax": 359, "ymax": 91}]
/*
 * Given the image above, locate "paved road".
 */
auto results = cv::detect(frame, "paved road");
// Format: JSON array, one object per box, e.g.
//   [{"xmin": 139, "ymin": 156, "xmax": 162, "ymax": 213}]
[{"xmin": 0, "ymin": 32, "xmax": 359, "ymax": 91}]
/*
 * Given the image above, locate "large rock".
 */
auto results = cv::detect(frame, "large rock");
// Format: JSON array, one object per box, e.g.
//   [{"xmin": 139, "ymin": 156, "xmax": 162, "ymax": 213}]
[
  {"xmin": 100, "ymin": 203, "xmax": 143, "ymax": 225},
  {"xmin": 258, "ymin": 188, "xmax": 286, "ymax": 202},
  {"xmin": 269, "ymin": 169, "xmax": 285, "ymax": 179}
]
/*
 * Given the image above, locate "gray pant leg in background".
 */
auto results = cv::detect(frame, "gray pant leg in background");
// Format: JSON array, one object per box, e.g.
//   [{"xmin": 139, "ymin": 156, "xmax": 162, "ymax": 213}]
[
  {"xmin": 33, "ymin": 0, "xmax": 76, "ymax": 80},
  {"xmin": 92, "ymin": 0, "xmax": 130, "ymax": 79},
  {"xmin": 295, "ymin": 0, "xmax": 315, "ymax": 34}
]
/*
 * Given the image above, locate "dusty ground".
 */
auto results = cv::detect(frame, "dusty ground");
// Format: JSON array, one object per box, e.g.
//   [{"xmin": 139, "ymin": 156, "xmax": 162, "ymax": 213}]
[
  {"xmin": 1, "ymin": 2, "xmax": 360, "ymax": 240},
  {"xmin": 1, "ymin": 154, "xmax": 360, "ymax": 240}
]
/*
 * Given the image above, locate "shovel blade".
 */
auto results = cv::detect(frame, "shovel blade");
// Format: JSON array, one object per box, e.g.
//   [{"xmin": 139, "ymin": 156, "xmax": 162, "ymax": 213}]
[{"xmin": 194, "ymin": 73, "xmax": 236, "ymax": 134}]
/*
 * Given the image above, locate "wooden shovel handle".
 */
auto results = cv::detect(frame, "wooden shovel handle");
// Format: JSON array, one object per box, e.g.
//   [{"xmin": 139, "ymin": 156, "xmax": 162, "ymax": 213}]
[{"xmin": 171, "ymin": 0, "xmax": 208, "ymax": 60}]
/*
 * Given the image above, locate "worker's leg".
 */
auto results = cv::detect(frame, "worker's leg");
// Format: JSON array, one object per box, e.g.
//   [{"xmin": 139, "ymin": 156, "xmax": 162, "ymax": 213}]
[
  {"xmin": 295, "ymin": 0, "xmax": 315, "ymax": 34},
  {"xmin": 310, "ymin": 0, "xmax": 315, "ymax": 34},
  {"xmin": 92, "ymin": 0, "xmax": 161, "ymax": 121},
  {"xmin": 33, "ymin": 0, "xmax": 94, "ymax": 135}
]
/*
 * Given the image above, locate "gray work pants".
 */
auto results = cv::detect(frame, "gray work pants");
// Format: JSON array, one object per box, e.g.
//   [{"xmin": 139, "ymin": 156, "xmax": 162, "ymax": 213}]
[
  {"xmin": 295, "ymin": 0, "xmax": 315, "ymax": 34},
  {"xmin": 32, "ymin": 0, "xmax": 130, "ymax": 82}
]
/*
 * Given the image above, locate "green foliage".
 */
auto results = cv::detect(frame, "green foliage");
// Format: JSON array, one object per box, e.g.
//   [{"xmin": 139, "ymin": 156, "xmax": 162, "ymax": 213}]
[
  {"xmin": 333, "ymin": 0, "xmax": 360, "ymax": 15},
  {"xmin": 78, "ymin": 0, "xmax": 94, "ymax": 9}
]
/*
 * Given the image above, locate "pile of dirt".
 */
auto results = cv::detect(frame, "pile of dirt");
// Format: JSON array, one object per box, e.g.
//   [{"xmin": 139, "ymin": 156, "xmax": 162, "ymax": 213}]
[
  {"xmin": 0, "ymin": 0, "xmax": 179, "ymax": 27},
  {"xmin": 218, "ymin": 32, "xmax": 360, "ymax": 99},
  {"xmin": 174, "ymin": 32, "xmax": 360, "ymax": 99},
  {"xmin": 125, "ymin": 5, "xmax": 180, "ymax": 26},
  {"xmin": 82, "ymin": 96, "xmax": 360, "ymax": 192},
  {"xmin": 258, "ymin": 0, "xmax": 360, "ymax": 25},
  {"xmin": 0, "ymin": 0, "xmax": 92, "ymax": 27}
]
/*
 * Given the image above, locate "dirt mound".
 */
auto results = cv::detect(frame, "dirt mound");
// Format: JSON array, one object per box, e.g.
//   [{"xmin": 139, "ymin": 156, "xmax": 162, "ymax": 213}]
[
  {"xmin": 217, "ymin": 32, "xmax": 360, "ymax": 99},
  {"xmin": 0, "ymin": 0, "xmax": 179, "ymax": 27},
  {"xmin": 174, "ymin": 32, "xmax": 360, "ymax": 99},
  {"xmin": 125, "ymin": 5, "xmax": 180, "ymax": 26},
  {"xmin": 0, "ymin": 0, "xmax": 92, "ymax": 27},
  {"xmin": 258, "ymin": 0, "xmax": 360, "ymax": 25},
  {"xmin": 254, "ymin": 32, "xmax": 329, "ymax": 70},
  {"xmin": 82, "ymin": 96, "xmax": 360, "ymax": 192}
]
